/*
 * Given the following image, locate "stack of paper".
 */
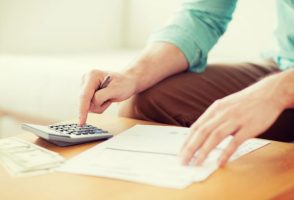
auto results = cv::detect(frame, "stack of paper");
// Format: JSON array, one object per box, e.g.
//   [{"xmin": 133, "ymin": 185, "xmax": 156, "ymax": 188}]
[
  {"xmin": 58, "ymin": 125, "xmax": 270, "ymax": 189},
  {"xmin": 0, "ymin": 137, "xmax": 64, "ymax": 176}
]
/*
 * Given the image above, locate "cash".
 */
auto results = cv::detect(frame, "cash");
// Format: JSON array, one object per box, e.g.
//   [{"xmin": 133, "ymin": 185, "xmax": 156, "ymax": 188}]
[{"xmin": 0, "ymin": 137, "xmax": 64, "ymax": 176}]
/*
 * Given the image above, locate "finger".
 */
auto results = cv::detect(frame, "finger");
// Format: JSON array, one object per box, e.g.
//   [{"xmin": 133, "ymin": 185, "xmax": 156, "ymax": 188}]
[
  {"xmin": 190, "ymin": 100, "xmax": 223, "ymax": 131},
  {"xmin": 180, "ymin": 128, "xmax": 209, "ymax": 165},
  {"xmin": 218, "ymin": 133, "xmax": 245, "ymax": 167},
  {"xmin": 92, "ymin": 87, "xmax": 115, "ymax": 107},
  {"xmin": 90, "ymin": 88, "xmax": 115, "ymax": 113},
  {"xmin": 194, "ymin": 122, "xmax": 240, "ymax": 165},
  {"xmin": 180, "ymin": 114, "xmax": 225, "ymax": 165},
  {"xmin": 180, "ymin": 125, "xmax": 197, "ymax": 154},
  {"xmin": 90, "ymin": 100, "xmax": 112, "ymax": 113},
  {"xmin": 79, "ymin": 73, "xmax": 102, "ymax": 126},
  {"xmin": 180, "ymin": 102, "xmax": 222, "ymax": 154}
]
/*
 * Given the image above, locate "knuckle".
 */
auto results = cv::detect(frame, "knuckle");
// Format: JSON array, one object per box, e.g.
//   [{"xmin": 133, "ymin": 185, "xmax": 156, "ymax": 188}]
[
  {"xmin": 225, "ymin": 109, "xmax": 239, "ymax": 119},
  {"xmin": 88, "ymin": 69, "xmax": 98, "ymax": 75},
  {"xmin": 90, "ymin": 106, "xmax": 103, "ymax": 114},
  {"xmin": 190, "ymin": 124, "xmax": 200, "ymax": 133},
  {"xmin": 92, "ymin": 98, "xmax": 100, "ymax": 106},
  {"xmin": 198, "ymin": 126, "xmax": 209, "ymax": 135},
  {"xmin": 212, "ymin": 99, "xmax": 227, "ymax": 110},
  {"xmin": 213, "ymin": 131, "xmax": 224, "ymax": 141},
  {"xmin": 223, "ymin": 148, "xmax": 233, "ymax": 157},
  {"xmin": 231, "ymin": 138, "xmax": 241, "ymax": 149},
  {"xmin": 87, "ymin": 69, "xmax": 101, "ymax": 80},
  {"xmin": 190, "ymin": 122, "xmax": 198, "ymax": 130},
  {"xmin": 222, "ymin": 150, "xmax": 230, "ymax": 159},
  {"xmin": 234, "ymin": 137, "xmax": 242, "ymax": 145},
  {"xmin": 199, "ymin": 148, "xmax": 209, "ymax": 156},
  {"xmin": 213, "ymin": 99, "xmax": 222, "ymax": 108},
  {"xmin": 186, "ymin": 145, "xmax": 195, "ymax": 154},
  {"xmin": 95, "ymin": 109, "xmax": 103, "ymax": 114}
]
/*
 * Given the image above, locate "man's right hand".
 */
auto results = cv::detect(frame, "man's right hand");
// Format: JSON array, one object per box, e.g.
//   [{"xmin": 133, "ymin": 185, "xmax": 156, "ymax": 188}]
[
  {"xmin": 79, "ymin": 69, "xmax": 137, "ymax": 126},
  {"xmin": 79, "ymin": 43, "xmax": 189, "ymax": 126}
]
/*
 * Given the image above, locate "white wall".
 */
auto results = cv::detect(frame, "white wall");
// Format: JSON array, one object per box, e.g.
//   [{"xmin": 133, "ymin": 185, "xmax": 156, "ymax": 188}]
[
  {"xmin": 125, "ymin": 0, "xmax": 181, "ymax": 48},
  {"xmin": 126, "ymin": 0, "xmax": 276, "ymax": 60},
  {"xmin": 209, "ymin": 0, "xmax": 276, "ymax": 61},
  {"xmin": 0, "ymin": 0, "xmax": 276, "ymax": 59},
  {"xmin": 0, "ymin": 0, "xmax": 124, "ymax": 54}
]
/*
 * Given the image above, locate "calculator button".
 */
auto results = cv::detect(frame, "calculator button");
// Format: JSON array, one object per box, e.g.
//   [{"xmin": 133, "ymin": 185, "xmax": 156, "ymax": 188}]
[
  {"xmin": 92, "ymin": 130, "xmax": 100, "ymax": 134},
  {"xmin": 48, "ymin": 123, "xmax": 109, "ymax": 138}
]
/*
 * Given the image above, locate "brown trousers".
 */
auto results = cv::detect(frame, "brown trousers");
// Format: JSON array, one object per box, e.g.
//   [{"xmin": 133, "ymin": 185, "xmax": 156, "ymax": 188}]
[{"xmin": 119, "ymin": 60, "xmax": 294, "ymax": 142}]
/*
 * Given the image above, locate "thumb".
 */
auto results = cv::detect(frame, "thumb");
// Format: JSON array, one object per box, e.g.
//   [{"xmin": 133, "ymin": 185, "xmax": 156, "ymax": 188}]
[
  {"xmin": 90, "ymin": 88, "xmax": 115, "ymax": 113},
  {"xmin": 90, "ymin": 100, "xmax": 112, "ymax": 114}
]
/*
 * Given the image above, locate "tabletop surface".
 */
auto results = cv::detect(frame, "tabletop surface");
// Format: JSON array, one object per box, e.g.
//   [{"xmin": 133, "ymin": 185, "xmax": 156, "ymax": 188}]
[{"xmin": 0, "ymin": 114, "xmax": 294, "ymax": 200}]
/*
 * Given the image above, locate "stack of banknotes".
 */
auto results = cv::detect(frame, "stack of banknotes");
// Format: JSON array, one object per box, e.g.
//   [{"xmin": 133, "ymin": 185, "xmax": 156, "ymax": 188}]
[{"xmin": 0, "ymin": 137, "xmax": 64, "ymax": 176}]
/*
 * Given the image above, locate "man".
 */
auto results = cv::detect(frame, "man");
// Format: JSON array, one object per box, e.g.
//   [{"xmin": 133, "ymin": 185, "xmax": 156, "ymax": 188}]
[{"xmin": 79, "ymin": 0, "xmax": 294, "ymax": 167}]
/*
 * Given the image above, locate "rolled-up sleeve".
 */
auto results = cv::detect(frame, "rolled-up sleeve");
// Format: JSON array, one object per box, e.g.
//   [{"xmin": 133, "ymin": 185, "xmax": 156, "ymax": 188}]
[{"xmin": 148, "ymin": 0, "xmax": 237, "ymax": 72}]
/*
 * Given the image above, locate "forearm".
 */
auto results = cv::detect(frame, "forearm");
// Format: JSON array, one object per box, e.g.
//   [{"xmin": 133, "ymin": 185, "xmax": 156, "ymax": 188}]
[
  {"xmin": 258, "ymin": 69, "xmax": 294, "ymax": 109},
  {"xmin": 124, "ymin": 42, "xmax": 189, "ymax": 94},
  {"xmin": 123, "ymin": 0, "xmax": 238, "ymax": 94},
  {"xmin": 276, "ymin": 69, "xmax": 294, "ymax": 108}
]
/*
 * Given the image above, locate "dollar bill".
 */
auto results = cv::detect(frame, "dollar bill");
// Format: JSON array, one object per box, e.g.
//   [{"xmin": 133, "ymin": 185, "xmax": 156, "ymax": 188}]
[{"xmin": 0, "ymin": 137, "xmax": 64, "ymax": 176}]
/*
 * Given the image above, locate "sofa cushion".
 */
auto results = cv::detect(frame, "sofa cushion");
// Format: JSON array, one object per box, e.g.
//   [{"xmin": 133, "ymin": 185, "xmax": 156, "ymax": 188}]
[{"xmin": 0, "ymin": 51, "xmax": 137, "ymax": 121}]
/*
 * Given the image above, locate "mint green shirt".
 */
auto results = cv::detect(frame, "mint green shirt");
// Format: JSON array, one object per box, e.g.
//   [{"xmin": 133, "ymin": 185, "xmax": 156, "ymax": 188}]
[{"xmin": 149, "ymin": 0, "xmax": 294, "ymax": 72}]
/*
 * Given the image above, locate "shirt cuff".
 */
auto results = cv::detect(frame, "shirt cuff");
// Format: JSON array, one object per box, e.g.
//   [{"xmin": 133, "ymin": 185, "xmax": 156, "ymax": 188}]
[{"xmin": 148, "ymin": 25, "xmax": 207, "ymax": 73}]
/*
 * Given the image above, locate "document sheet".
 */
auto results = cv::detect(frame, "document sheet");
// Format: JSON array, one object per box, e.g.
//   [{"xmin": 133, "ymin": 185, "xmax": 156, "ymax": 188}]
[{"xmin": 58, "ymin": 125, "xmax": 270, "ymax": 189}]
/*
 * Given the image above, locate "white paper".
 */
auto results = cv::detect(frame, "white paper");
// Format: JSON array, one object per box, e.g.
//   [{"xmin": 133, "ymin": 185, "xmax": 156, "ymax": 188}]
[
  {"xmin": 106, "ymin": 125, "xmax": 190, "ymax": 155},
  {"xmin": 58, "ymin": 125, "xmax": 270, "ymax": 189}
]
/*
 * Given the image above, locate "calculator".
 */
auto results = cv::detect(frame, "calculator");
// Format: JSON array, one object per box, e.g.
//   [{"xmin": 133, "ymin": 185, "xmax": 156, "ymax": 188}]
[{"xmin": 21, "ymin": 123, "xmax": 113, "ymax": 147}]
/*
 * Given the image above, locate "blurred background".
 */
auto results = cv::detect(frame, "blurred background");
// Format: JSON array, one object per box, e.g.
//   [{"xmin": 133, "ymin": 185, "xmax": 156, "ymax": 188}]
[{"xmin": 0, "ymin": 0, "xmax": 276, "ymax": 137}]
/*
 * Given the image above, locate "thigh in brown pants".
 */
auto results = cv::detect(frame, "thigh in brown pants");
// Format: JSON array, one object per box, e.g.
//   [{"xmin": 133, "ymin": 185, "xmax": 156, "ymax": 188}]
[{"xmin": 119, "ymin": 60, "xmax": 294, "ymax": 142}]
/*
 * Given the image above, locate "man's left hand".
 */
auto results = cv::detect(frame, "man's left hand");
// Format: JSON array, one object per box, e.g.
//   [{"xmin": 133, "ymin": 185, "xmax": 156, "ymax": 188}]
[{"xmin": 180, "ymin": 74, "xmax": 286, "ymax": 167}]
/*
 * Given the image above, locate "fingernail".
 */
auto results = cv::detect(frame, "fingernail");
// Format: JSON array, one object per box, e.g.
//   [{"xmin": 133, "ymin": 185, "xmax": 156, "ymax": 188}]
[
  {"xmin": 194, "ymin": 154, "xmax": 203, "ymax": 166},
  {"xmin": 181, "ymin": 157, "xmax": 189, "ymax": 165},
  {"xmin": 79, "ymin": 116, "xmax": 84, "ymax": 125},
  {"xmin": 218, "ymin": 158, "xmax": 225, "ymax": 167},
  {"xmin": 218, "ymin": 161, "xmax": 224, "ymax": 168}
]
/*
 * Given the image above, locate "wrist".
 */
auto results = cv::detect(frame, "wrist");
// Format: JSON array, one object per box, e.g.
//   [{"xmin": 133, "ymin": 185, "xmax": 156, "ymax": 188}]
[
  {"xmin": 123, "ymin": 58, "xmax": 151, "ymax": 94},
  {"xmin": 122, "ymin": 42, "xmax": 189, "ymax": 95},
  {"xmin": 279, "ymin": 69, "xmax": 294, "ymax": 108},
  {"xmin": 271, "ymin": 69, "xmax": 294, "ymax": 109}
]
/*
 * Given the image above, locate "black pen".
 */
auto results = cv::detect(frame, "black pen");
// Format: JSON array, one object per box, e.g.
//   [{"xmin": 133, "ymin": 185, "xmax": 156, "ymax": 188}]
[{"xmin": 98, "ymin": 75, "xmax": 111, "ymax": 90}]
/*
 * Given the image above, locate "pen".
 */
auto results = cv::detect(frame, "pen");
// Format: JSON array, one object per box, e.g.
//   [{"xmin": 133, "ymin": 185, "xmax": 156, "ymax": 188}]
[{"xmin": 98, "ymin": 75, "xmax": 111, "ymax": 90}]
